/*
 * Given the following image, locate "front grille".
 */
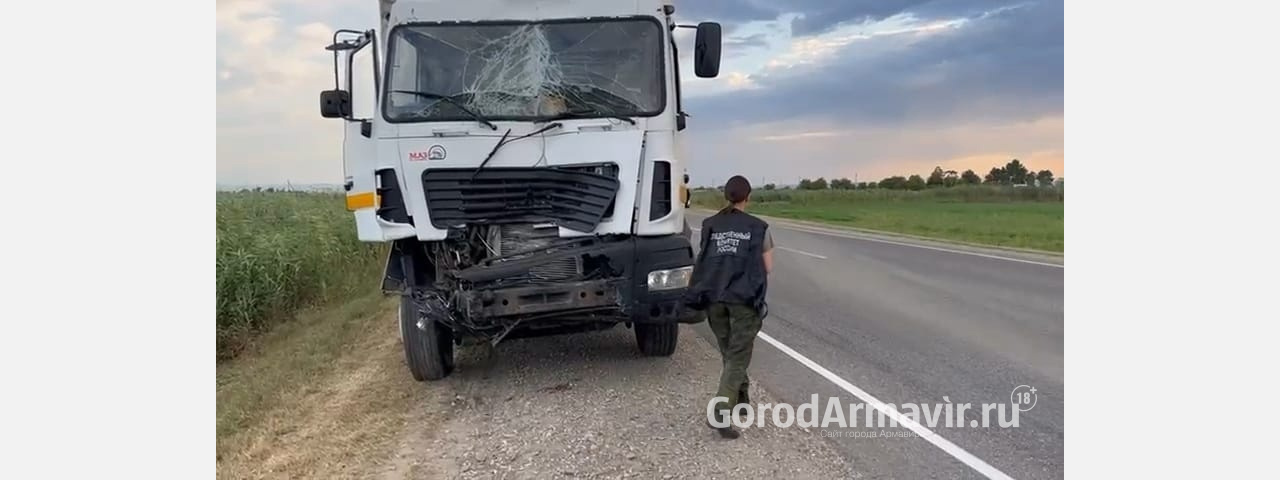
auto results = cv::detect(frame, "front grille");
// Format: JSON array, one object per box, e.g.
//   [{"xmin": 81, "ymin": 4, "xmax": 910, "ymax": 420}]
[
  {"xmin": 421, "ymin": 167, "xmax": 620, "ymax": 232},
  {"xmin": 557, "ymin": 163, "xmax": 619, "ymax": 218},
  {"xmin": 498, "ymin": 224, "xmax": 580, "ymax": 282}
]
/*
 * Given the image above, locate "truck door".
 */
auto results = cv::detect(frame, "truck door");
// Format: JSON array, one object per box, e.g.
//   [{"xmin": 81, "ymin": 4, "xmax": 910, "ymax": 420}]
[{"xmin": 321, "ymin": 30, "xmax": 380, "ymax": 213}]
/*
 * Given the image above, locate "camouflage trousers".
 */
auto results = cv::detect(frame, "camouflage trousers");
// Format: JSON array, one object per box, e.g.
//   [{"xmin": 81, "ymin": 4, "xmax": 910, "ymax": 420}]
[{"xmin": 706, "ymin": 302, "xmax": 762, "ymax": 421}]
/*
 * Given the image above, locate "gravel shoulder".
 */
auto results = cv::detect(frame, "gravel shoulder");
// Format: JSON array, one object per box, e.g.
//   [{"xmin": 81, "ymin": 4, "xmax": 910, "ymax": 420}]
[
  {"xmin": 219, "ymin": 300, "xmax": 854, "ymax": 479},
  {"xmin": 378, "ymin": 323, "xmax": 854, "ymax": 479}
]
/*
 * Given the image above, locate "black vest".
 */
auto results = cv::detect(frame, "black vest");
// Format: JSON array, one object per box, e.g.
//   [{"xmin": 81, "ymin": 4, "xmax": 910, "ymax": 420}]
[{"xmin": 684, "ymin": 208, "xmax": 769, "ymax": 312}]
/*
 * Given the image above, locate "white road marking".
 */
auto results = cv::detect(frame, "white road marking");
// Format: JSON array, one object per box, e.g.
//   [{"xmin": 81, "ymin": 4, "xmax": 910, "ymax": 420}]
[
  {"xmin": 691, "ymin": 216, "xmax": 1062, "ymax": 268},
  {"xmin": 691, "ymin": 227, "xmax": 828, "ymax": 260},
  {"xmin": 755, "ymin": 331, "xmax": 1017, "ymax": 480},
  {"xmin": 776, "ymin": 246, "xmax": 828, "ymax": 259}
]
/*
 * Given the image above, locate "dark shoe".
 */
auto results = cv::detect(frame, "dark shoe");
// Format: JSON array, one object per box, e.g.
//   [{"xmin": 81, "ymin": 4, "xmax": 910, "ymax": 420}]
[{"xmin": 706, "ymin": 417, "xmax": 741, "ymax": 439}]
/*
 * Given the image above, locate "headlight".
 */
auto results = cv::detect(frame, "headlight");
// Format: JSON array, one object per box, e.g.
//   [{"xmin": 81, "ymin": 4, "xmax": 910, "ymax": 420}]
[{"xmin": 647, "ymin": 266, "xmax": 693, "ymax": 291}]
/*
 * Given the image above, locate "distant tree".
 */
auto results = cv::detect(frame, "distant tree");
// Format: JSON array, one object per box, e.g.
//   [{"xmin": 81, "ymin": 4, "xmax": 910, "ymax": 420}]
[
  {"xmin": 985, "ymin": 167, "xmax": 1008, "ymax": 184},
  {"xmin": 798, "ymin": 178, "xmax": 812, "ymax": 190},
  {"xmin": 763, "ymin": 183, "xmax": 776, "ymax": 190},
  {"xmin": 1005, "ymin": 159, "xmax": 1030, "ymax": 185},
  {"xmin": 961, "ymin": 169, "xmax": 981, "ymax": 185},
  {"xmin": 811, "ymin": 177, "xmax": 828, "ymax": 190},
  {"xmin": 1036, "ymin": 170, "xmax": 1055, "ymax": 187},
  {"xmin": 879, "ymin": 176, "xmax": 907, "ymax": 190},
  {"xmin": 856, "ymin": 182, "xmax": 870, "ymax": 189},
  {"xmin": 830, "ymin": 177, "xmax": 853, "ymax": 189},
  {"xmin": 943, "ymin": 170, "xmax": 959, "ymax": 187},
  {"xmin": 926, "ymin": 166, "xmax": 946, "ymax": 187},
  {"xmin": 906, "ymin": 174, "xmax": 926, "ymax": 191}
]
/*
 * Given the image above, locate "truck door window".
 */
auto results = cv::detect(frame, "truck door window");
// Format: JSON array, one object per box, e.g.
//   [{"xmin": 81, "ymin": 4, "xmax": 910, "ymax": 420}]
[
  {"xmin": 349, "ymin": 43, "xmax": 377, "ymax": 120},
  {"xmin": 669, "ymin": 28, "xmax": 686, "ymax": 130}
]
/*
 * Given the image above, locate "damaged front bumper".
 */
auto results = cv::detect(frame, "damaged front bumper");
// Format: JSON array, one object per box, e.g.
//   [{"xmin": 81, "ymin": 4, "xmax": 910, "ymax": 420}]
[
  {"xmin": 458, "ymin": 278, "xmax": 701, "ymax": 324},
  {"xmin": 461, "ymin": 279, "xmax": 627, "ymax": 318},
  {"xmin": 453, "ymin": 234, "xmax": 701, "ymax": 325}
]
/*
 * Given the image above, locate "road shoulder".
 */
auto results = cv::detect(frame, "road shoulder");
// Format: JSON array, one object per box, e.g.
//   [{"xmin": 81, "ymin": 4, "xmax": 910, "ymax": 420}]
[
  {"xmin": 690, "ymin": 208, "xmax": 1064, "ymax": 266},
  {"xmin": 218, "ymin": 297, "xmax": 855, "ymax": 479},
  {"xmin": 379, "ymin": 324, "xmax": 855, "ymax": 479}
]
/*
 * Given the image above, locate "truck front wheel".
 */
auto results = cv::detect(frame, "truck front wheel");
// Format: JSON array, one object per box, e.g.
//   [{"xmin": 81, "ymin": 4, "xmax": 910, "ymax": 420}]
[
  {"xmin": 635, "ymin": 323, "xmax": 678, "ymax": 356},
  {"xmin": 400, "ymin": 295, "xmax": 455, "ymax": 381}
]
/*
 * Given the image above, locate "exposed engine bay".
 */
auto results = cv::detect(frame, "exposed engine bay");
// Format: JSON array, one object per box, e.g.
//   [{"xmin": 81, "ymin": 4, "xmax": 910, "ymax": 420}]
[{"xmin": 398, "ymin": 223, "xmax": 636, "ymax": 343}]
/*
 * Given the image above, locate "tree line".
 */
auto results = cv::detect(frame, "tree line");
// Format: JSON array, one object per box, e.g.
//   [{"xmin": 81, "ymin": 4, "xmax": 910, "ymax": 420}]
[{"xmin": 778, "ymin": 159, "xmax": 1057, "ymax": 191}]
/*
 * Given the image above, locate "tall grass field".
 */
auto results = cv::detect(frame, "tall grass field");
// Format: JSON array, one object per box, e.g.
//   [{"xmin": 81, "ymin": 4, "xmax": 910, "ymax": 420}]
[
  {"xmin": 216, "ymin": 191, "xmax": 385, "ymax": 359},
  {"xmin": 692, "ymin": 186, "xmax": 1064, "ymax": 252}
]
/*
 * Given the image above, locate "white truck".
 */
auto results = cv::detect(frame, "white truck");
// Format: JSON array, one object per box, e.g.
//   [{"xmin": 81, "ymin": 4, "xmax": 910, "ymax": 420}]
[{"xmin": 320, "ymin": 0, "xmax": 721, "ymax": 381}]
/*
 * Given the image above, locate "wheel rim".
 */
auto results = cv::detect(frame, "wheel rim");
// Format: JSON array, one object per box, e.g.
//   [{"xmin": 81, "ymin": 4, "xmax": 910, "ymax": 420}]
[{"xmin": 397, "ymin": 301, "xmax": 406, "ymax": 342}]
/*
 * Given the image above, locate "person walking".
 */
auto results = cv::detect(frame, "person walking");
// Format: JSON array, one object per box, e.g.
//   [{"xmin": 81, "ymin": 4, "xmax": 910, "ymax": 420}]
[{"xmin": 684, "ymin": 175, "xmax": 774, "ymax": 439}]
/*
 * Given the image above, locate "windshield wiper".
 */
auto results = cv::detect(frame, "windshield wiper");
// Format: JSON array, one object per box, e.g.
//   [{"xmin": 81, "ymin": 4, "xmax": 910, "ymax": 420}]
[
  {"xmin": 537, "ymin": 108, "xmax": 636, "ymax": 125},
  {"xmin": 471, "ymin": 122, "xmax": 564, "ymax": 180},
  {"xmin": 391, "ymin": 90, "xmax": 498, "ymax": 130}
]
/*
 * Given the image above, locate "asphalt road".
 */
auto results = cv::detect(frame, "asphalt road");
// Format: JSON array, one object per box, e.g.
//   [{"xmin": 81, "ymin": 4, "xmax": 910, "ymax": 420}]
[{"xmin": 686, "ymin": 211, "xmax": 1064, "ymax": 480}]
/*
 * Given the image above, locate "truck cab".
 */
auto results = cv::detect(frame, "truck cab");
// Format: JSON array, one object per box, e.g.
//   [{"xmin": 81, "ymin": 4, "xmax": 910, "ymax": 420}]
[{"xmin": 320, "ymin": 0, "xmax": 721, "ymax": 381}]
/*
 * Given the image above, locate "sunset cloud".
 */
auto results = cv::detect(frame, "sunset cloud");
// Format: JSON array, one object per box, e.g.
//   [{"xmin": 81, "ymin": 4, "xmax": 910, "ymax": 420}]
[{"xmin": 216, "ymin": 0, "xmax": 1063, "ymax": 187}]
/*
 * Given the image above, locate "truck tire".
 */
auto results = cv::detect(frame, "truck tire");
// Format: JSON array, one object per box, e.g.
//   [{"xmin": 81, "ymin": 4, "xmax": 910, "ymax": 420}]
[
  {"xmin": 635, "ymin": 323, "xmax": 678, "ymax": 356},
  {"xmin": 400, "ymin": 295, "xmax": 455, "ymax": 381}
]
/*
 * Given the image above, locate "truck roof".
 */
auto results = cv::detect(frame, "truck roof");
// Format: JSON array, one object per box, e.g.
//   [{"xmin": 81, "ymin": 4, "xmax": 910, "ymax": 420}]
[{"xmin": 382, "ymin": 0, "xmax": 671, "ymax": 30}]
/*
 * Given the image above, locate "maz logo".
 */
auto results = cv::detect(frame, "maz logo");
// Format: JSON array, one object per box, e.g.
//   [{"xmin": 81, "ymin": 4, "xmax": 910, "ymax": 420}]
[{"xmin": 409, "ymin": 145, "xmax": 447, "ymax": 161}]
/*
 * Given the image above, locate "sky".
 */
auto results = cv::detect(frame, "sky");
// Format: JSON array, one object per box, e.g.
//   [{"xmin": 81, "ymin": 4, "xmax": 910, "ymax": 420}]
[{"xmin": 216, "ymin": 0, "xmax": 1063, "ymax": 188}]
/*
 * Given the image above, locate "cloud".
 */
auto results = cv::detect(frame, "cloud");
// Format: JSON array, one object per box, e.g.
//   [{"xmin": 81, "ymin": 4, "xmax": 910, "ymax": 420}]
[
  {"xmin": 684, "ymin": 116, "xmax": 1063, "ymax": 186},
  {"xmin": 677, "ymin": 0, "xmax": 1014, "ymax": 35},
  {"xmin": 216, "ymin": 0, "xmax": 1062, "ymax": 187},
  {"xmin": 687, "ymin": 0, "xmax": 1062, "ymax": 130},
  {"xmin": 784, "ymin": 0, "xmax": 1014, "ymax": 35},
  {"xmin": 723, "ymin": 72, "xmax": 760, "ymax": 90},
  {"xmin": 216, "ymin": 0, "xmax": 368, "ymax": 185},
  {"xmin": 676, "ymin": 0, "xmax": 1062, "ymax": 185},
  {"xmin": 724, "ymin": 32, "xmax": 771, "ymax": 51},
  {"xmin": 757, "ymin": 131, "xmax": 844, "ymax": 142},
  {"xmin": 673, "ymin": 0, "xmax": 779, "ymax": 24}
]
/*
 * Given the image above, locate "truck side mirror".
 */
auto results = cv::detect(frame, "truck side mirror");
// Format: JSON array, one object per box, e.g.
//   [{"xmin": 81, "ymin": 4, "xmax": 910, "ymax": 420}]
[
  {"xmin": 320, "ymin": 29, "xmax": 378, "ymax": 120},
  {"xmin": 694, "ymin": 22, "xmax": 721, "ymax": 78},
  {"xmin": 320, "ymin": 89, "xmax": 352, "ymax": 118}
]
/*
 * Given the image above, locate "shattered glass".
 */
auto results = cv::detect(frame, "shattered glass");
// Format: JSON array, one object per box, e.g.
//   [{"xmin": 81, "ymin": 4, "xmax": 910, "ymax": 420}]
[{"xmin": 384, "ymin": 19, "xmax": 664, "ymax": 122}]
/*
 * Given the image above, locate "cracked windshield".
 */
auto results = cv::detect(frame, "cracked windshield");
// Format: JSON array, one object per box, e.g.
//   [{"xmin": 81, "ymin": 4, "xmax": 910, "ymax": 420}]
[{"xmin": 384, "ymin": 19, "xmax": 664, "ymax": 122}]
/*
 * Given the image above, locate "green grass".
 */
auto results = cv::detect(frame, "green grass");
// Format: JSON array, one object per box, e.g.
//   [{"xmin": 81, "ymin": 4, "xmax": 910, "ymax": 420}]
[
  {"xmin": 692, "ymin": 186, "xmax": 1063, "ymax": 252},
  {"xmin": 216, "ymin": 191, "xmax": 386, "ymax": 360},
  {"xmin": 215, "ymin": 289, "xmax": 394, "ymax": 444}
]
